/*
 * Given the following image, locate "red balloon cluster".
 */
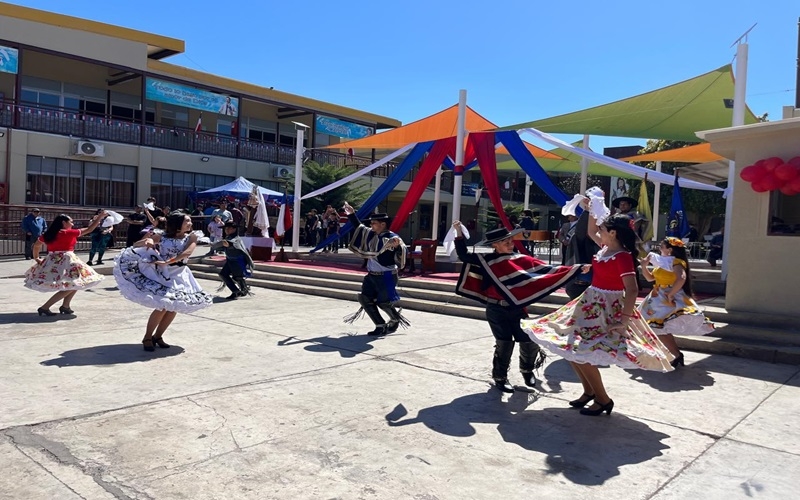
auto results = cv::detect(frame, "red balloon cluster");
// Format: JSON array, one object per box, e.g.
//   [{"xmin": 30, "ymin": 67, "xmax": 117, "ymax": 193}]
[{"xmin": 740, "ymin": 156, "xmax": 800, "ymax": 195}]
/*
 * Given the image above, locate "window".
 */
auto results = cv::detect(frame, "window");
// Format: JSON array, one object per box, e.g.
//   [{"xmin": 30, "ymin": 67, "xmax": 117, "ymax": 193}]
[
  {"xmin": 159, "ymin": 103, "xmax": 189, "ymax": 128},
  {"xmin": 151, "ymin": 168, "xmax": 234, "ymax": 208},
  {"xmin": 769, "ymin": 191, "xmax": 800, "ymax": 236},
  {"xmin": 25, "ymin": 156, "xmax": 136, "ymax": 207},
  {"xmin": 245, "ymin": 118, "xmax": 277, "ymax": 143}
]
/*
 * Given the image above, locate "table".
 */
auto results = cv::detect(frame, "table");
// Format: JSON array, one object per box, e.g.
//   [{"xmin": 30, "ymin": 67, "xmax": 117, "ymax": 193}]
[{"xmin": 241, "ymin": 236, "xmax": 274, "ymax": 261}]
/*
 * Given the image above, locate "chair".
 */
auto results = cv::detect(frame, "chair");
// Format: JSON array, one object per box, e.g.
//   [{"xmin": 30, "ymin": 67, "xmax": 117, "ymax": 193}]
[{"xmin": 407, "ymin": 239, "xmax": 437, "ymax": 274}]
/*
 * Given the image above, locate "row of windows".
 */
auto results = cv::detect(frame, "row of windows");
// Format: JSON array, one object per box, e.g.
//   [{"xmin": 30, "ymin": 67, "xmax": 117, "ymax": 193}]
[
  {"xmin": 150, "ymin": 169, "xmax": 235, "ymax": 210},
  {"xmin": 26, "ymin": 156, "xmax": 137, "ymax": 207}
]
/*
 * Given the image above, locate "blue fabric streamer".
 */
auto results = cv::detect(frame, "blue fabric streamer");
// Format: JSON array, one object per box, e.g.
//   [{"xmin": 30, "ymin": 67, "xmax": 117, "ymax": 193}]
[
  {"xmin": 311, "ymin": 141, "xmax": 434, "ymax": 253},
  {"xmin": 495, "ymin": 130, "xmax": 569, "ymax": 205}
]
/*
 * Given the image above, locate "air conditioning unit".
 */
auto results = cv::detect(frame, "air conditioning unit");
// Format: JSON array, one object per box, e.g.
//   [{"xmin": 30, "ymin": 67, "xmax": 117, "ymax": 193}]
[
  {"xmin": 274, "ymin": 166, "xmax": 292, "ymax": 179},
  {"xmin": 74, "ymin": 141, "xmax": 105, "ymax": 157}
]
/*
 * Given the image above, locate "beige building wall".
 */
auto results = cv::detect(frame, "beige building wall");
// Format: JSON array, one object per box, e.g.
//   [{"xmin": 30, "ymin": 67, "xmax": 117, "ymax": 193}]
[
  {"xmin": 698, "ymin": 118, "xmax": 800, "ymax": 316},
  {"xmin": 0, "ymin": 14, "xmax": 147, "ymax": 70}
]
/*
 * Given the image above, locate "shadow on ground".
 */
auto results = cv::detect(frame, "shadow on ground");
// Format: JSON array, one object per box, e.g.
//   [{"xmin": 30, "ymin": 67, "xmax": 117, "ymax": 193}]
[
  {"xmin": 40, "ymin": 344, "xmax": 185, "ymax": 367},
  {"xmin": 386, "ymin": 389, "xmax": 671, "ymax": 486},
  {"xmin": 277, "ymin": 333, "xmax": 385, "ymax": 358},
  {"xmin": 0, "ymin": 312, "xmax": 79, "ymax": 324}
]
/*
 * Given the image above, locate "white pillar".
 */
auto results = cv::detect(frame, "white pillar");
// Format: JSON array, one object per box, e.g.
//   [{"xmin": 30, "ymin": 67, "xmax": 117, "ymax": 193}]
[
  {"xmin": 652, "ymin": 161, "xmax": 662, "ymax": 241},
  {"xmin": 431, "ymin": 167, "xmax": 442, "ymax": 241},
  {"xmin": 291, "ymin": 127, "xmax": 305, "ymax": 252},
  {"xmin": 580, "ymin": 134, "xmax": 590, "ymax": 194},
  {"xmin": 523, "ymin": 175, "xmax": 531, "ymax": 209},
  {"xmin": 722, "ymin": 42, "xmax": 748, "ymax": 280},
  {"xmin": 451, "ymin": 90, "xmax": 467, "ymax": 223}
]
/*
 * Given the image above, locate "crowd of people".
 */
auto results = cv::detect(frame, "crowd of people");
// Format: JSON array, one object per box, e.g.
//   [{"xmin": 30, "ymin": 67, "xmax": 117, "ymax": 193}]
[{"xmin": 20, "ymin": 188, "xmax": 719, "ymax": 417}]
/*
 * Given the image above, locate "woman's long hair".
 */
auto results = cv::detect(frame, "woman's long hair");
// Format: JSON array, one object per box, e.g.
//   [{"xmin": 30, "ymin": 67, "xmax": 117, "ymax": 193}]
[
  {"xmin": 164, "ymin": 211, "xmax": 188, "ymax": 238},
  {"xmin": 663, "ymin": 238, "xmax": 694, "ymax": 296},
  {"xmin": 603, "ymin": 214, "xmax": 639, "ymax": 271},
  {"xmin": 42, "ymin": 214, "xmax": 71, "ymax": 243}
]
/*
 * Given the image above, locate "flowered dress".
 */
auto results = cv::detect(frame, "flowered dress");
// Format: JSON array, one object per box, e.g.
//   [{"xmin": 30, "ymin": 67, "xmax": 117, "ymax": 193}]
[
  {"xmin": 24, "ymin": 229, "xmax": 104, "ymax": 292},
  {"xmin": 521, "ymin": 247, "xmax": 674, "ymax": 371},
  {"xmin": 638, "ymin": 257, "xmax": 715, "ymax": 335},
  {"xmin": 113, "ymin": 234, "xmax": 213, "ymax": 313}
]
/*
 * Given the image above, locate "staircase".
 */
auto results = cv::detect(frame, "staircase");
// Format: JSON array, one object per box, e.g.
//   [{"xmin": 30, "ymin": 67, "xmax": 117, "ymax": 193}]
[{"xmin": 188, "ymin": 255, "xmax": 800, "ymax": 365}]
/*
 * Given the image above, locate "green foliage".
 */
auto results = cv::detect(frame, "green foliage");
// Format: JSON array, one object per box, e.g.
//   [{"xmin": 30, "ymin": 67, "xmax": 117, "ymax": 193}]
[
  {"xmin": 633, "ymin": 140, "xmax": 726, "ymax": 236},
  {"xmin": 556, "ymin": 173, "xmax": 606, "ymax": 196},
  {"xmin": 484, "ymin": 203, "xmax": 524, "ymax": 231},
  {"xmin": 287, "ymin": 161, "xmax": 371, "ymax": 214}
]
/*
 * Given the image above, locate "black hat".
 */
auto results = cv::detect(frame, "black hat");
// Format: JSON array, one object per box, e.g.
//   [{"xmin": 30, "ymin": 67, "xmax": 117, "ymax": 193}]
[
  {"xmin": 366, "ymin": 213, "xmax": 392, "ymax": 223},
  {"xmin": 223, "ymin": 220, "xmax": 238, "ymax": 229},
  {"xmin": 478, "ymin": 226, "xmax": 524, "ymax": 245},
  {"xmin": 612, "ymin": 196, "xmax": 638, "ymax": 209}
]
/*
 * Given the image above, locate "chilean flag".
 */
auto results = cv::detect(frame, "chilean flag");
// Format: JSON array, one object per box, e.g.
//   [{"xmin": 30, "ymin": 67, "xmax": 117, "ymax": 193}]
[
  {"xmin": 194, "ymin": 113, "xmax": 202, "ymax": 133},
  {"xmin": 276, "ymin": 195, "xmax": 292, "ymax": 237}
]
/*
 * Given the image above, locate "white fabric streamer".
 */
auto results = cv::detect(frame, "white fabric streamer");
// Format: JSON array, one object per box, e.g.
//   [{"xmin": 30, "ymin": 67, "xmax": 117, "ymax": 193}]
[
  {"xmin": 561, "ymin": 194, "xmax": 583, "ymax": 216},
  {"xmin": 301, "ymin": 143, "xmax": 414, "ymax": 200},
  {"xmin": 102, "ymin": 210, "xmax": 124, "ymax": 227},
  {"xmin": 519, "ymin": 128, "xmax": 723, "ymax": 192}
]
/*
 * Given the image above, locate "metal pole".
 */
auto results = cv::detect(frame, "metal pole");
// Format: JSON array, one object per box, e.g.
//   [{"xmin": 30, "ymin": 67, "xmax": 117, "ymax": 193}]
[
  {"xmin": 652, "ymin": 161, "xmax": 662, "ymax": 241},
  {"xmin": 291, "ymin": 127, "xmax": 304, "ymax": 252},
  {"xmin": 580, "ymin": 134, "xmax": 589, "ymax": 194},
  {"xmin": 431, "ymin": 167, "xmax": 442, "ymax": 241},
  {"xmin": 451, "ymin": 90, "xmax": 466, "ymax": 223},
  {"xmin": 523, "ymin": 175, "xmax": 531, "ymax": 209},
  {"xmin": 722, "ymin": 41, "xmax": 748, "ymax": 281}
]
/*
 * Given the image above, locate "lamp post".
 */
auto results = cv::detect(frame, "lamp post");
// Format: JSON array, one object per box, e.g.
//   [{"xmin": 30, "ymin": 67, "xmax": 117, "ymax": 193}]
[{"xmin": 292, "ymin": 121, "xmax": 310, "ymax": 253}]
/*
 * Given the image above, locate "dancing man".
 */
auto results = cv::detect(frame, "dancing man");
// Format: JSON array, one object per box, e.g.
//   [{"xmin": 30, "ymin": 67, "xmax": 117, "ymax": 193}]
[
  {"xmin": 212, "ymin": 220, "xmax": 255, "ymax": 300},
  {"xmin": 343, "ymin": 202, "xmax": 408, "ymax": 336},
  {"xmin": 452, "ymin": 221, "xmax": 582, "ymax": 392}
]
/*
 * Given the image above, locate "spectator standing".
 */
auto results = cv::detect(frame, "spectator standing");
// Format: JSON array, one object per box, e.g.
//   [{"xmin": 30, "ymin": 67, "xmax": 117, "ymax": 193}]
[
  {"xmin": 125, "ymin": 205, "xmax": 148, "ymax": 247},
  {"xmin": 87, "ymin": 209, "xmax": 113, "ymax": 265},
  {"xmin": 211, "ymin": 202, "xmax": 232, "ymax": 223},
  {"xmin": 22, "ymin": 208, "xmax": 47, "ymax": 260},
  {"xmin": 707, "ymin": 227, "xmax": 724, "ymax": 267}
]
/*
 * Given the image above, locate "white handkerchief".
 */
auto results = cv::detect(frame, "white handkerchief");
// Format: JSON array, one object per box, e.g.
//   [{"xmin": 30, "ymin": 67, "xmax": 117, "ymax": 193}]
[
  {"xmin": 561, "ymin": 194, "xmax": 583, "ymax": 216},
  {"xmin": 443, "ymin": 226, "xmax": 470, "ymax": 262},
  {"xmin": 648, "ymin": 253, "xmax": 674, "ymax": 270},
  {"xmin": 586, "ymin": 186, "xmax": 610, "ymax": 223}
]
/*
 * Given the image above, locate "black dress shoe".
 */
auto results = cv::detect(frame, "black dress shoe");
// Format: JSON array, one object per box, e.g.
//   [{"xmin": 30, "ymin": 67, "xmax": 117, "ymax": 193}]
[
  {"xmin": 367, "ymin": 325, "xmax": 388, "ymax": 336},
  {"xmin": 568, "ymin": 393, "xmax": 596, "ymax": 408},
  {"xmin": 580, "ymin": 399, "xmax": 614, "ymax": 416},
  {"xmin": 494, "ymin": 379, "xmax": 515, "ymax": 393},
  {"xmin": 152, "ymin": 336, "xmax": 171, "ymax": 348},
  {"xmin": 142, "ymin": 339, "xmax": 155, "ymax": 352},
  {"xmin": 386, "ymin": 320, "xmax": 400, "ymax": 333},
  {"xmin": 225, "ymin": 293, "xmax": 239, "ymax": 300}
]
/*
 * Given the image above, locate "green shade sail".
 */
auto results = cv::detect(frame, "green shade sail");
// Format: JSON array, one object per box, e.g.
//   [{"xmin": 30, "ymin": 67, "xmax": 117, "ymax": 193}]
[
  {"xmin": 502, "ymin": 65, "xmax": 758, "ymax": 142},
  {"xmin": 496, "ymin": 143, "xmax": 641, "ymax": 179}
]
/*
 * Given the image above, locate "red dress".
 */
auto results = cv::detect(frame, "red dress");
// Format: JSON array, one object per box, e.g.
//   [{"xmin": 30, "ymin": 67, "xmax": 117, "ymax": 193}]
[
  {"xmin": 521, "ymin": 247, "xmax": 674, "ymax": 371},
  {"xmin": 24, "ymin": 229, "xmax": 103, "ymax": 292}
]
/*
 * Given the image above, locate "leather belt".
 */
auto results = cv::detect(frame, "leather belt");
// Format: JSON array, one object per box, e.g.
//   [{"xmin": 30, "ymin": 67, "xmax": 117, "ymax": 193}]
[{"xmin": 368, "ymin": 270, "xmax": 397, "ymax": 276}]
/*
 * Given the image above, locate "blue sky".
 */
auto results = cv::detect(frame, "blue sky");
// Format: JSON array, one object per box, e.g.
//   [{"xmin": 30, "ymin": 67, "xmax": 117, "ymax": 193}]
[{"xmin": 12, "ymin": 0, "xmax": 800, "ymax": 153}]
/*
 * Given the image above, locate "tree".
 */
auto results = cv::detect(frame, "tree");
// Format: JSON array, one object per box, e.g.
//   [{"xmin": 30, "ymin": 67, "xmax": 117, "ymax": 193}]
[
  {"xmin": 287, "ymin": 161, "xmax": 371, "ymax": 214},
  {"xmin": 631, "ymin": 140, "xmax": 726, "ymax": 237}
]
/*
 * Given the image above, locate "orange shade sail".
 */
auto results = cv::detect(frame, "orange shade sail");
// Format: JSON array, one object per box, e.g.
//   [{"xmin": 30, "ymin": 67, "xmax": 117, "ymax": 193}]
[
  {"xmin": 620, "ymin": 142, "xmax": 723, "ymax": 164},
  {"xmin": 324, "ymin": 104, "xmax": 563, "ymax": 160}
]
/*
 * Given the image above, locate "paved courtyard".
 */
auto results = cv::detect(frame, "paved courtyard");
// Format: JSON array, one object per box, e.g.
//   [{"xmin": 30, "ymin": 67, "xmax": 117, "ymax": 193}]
[{"xmin": 1, "ymin": 271, "xmax": 799, "ymax": 499}]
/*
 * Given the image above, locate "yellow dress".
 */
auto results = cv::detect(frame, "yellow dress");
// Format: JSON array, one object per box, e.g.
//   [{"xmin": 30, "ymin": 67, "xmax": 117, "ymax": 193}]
[{"xmin": 637, "ymin": 258, "xmax": 714, "ymax": 335}]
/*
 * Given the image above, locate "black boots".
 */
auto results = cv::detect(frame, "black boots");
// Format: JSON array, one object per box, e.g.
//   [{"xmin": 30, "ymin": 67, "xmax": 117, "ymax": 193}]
[
  {"xmin": 358, "ymin": 294, "xmax": 387, "ymax": 336},
  {"xmin": 378, "ymin": 303, "xmax": 406, "ymax": 333},
  {"xmin": 492, "ymin": 340, "xmax": 516, "ymax": 393},
  {"xmin": 492, "ymin": 340, "xmax": 545, "ymax": 392},
  {"xmin": 519, "ymin": 341, "xmax": 545, "ymax": 388}
]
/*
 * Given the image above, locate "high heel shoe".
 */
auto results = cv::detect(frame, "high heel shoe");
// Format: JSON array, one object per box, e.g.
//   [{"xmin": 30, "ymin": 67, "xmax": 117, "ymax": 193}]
[
  {"xmin": 568, "ymin": 393, "xmax": 595, "ymax": 408},
  {"xmin": 670, "ymin": 353, "xmax": 685, "ymax": 368},
  {"xmin": 59, "ymin": 306, "xmax": 74, "ymax": 315},
  {"xmin": 152, "ymin": 336, "xmax": 171, "ymax": 349},
  {"xmin": 580, "ymin": 399, "xmax": 614, "ymax": 416},
  {"xmin": 142, "ymin": 339, "xmax": 155, "ymax": 352},
  {"xmin": 37, "ymin": 307, "xmax": 57, "ymax": 317}
]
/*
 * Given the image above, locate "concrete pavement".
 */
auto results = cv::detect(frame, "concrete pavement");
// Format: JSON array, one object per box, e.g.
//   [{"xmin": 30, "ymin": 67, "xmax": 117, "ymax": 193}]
[{"xmin": 1, "ymin": 255, "xmax": 800, "ymax": 499}]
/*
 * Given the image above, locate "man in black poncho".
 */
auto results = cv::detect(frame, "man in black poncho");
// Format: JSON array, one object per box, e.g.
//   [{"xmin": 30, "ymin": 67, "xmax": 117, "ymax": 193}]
[
  {"xmin": 212, "ymin": 221, "xmax": 255, "ymax": 300},
  {"xmin": 342, "ymin": 202, "xmax": 408, "ymax": 336}
]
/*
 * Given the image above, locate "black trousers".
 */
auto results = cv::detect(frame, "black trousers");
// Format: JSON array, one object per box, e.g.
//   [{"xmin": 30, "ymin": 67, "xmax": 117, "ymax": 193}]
[
  {"xmin": 361, "ymin": 272, "xmax": 398, "ymax": 303},
  {"xmin": 485, "ymin": 303, "xmax": 529, "ymax": 342},
  {"xmin": 220, "ymin": 261, "xmax": 246, "ymax": 293}
]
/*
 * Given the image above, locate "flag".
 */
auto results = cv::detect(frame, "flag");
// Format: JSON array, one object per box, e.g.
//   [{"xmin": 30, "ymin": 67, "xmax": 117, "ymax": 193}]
[
  {"xmin": 276, "ymin": 194, "xmax": 292, "ymax": 237},
  {"xmin": 666, "ymin": 171, "xmax": 690, "ymax": 238},
  {"xmin": 637, "ymin": 177, "xmax": 654, "ymax": 242},
  {"xmin": 347, "ymin": 148, "xmax": 354, "ymax": 158},
  {"xmin": 231, "ymin": 121, "xmax": 238, "ymax": 137},
  {"xmin": 253, "ymin": 186, "xmax": 270, "ymax": 234},
  {"xmin": 194, "ymin": 113, "xmax": 202, "ymax": 133}
]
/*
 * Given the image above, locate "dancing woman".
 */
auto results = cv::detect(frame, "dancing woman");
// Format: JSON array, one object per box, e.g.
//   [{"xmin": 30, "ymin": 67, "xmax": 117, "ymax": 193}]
[
  {"xmin": 25, "ymin": 212, "xmax": 107, "ymax": 316},
  {"xmin": 638, "ymin": 237, "xmax": 714, "ymax": 367},
  {"xmin": 113, "ymin": 212, "xmax": 213, "ymax": 351},
  {"xmin": 521, "ymin": 203, "xmax": 674, "ymax": 416}
]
